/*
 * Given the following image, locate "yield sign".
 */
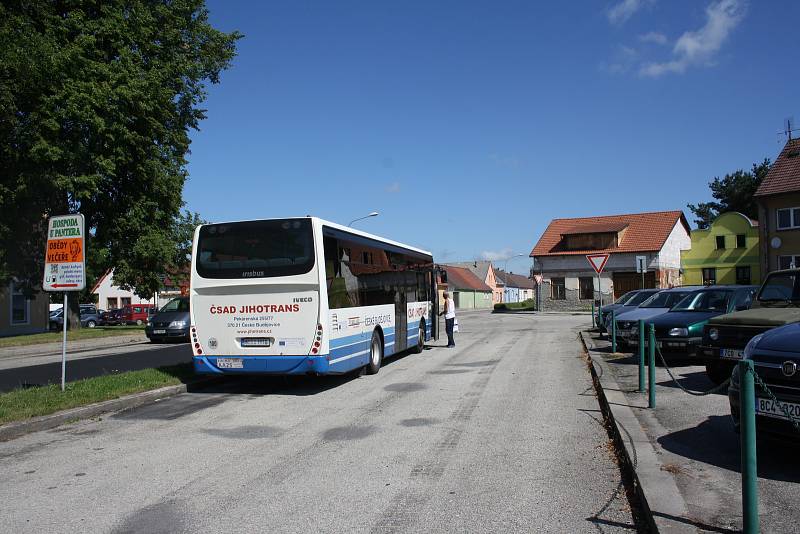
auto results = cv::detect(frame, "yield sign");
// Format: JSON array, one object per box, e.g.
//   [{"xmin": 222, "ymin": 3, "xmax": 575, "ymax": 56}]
[{"xmin": 586, "ymin": 254, "xmax": 610, "ymax": 274}]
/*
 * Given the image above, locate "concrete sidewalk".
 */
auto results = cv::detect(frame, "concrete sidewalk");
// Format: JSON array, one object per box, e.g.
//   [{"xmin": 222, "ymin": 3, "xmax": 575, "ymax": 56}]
[
  {"xmin": 583, "ymin": 331, "xmax": 800, "ymax": 534},
  {"xmin": 0, "ymin": 333, "xmax": 151, "ymax": 371}
]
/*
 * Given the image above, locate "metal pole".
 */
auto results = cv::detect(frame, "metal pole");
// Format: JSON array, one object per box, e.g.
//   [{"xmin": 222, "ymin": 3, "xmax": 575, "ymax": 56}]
[
  {"xmin": 611, "ymin": 309, "xmax": 617, "ymax": 353},
  {"xmin": 61, "ymin": 292, "xmax": 68, "ymax": 392},
  {"xmin": 648, "ymin": 324, "xmax": 656, "ymax": 408},
  {"xmin": 638, "ymin": 320, "xmax": 646, "ymax": 392},
  {"xmin": 591, "ymin": 300, "xmax": 595, "ymax": 329},
  {"xmin": 739, "ymin": 360, "xmax": 759, "ymax": 534}
]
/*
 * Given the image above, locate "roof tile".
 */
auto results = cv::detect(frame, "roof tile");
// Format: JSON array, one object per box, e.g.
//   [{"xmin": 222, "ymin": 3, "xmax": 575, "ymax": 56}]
[{"xmin": 755, "ymin": 138, "xmax": 800, "ymax": 197}]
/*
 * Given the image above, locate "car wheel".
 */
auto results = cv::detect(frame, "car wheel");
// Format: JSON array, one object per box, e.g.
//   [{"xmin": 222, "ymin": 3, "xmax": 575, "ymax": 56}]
[
  {"xmin": 136, "ymin": 319, "xmax": 143, "ymax": 326},
  {"xmin": 412, "ymin": 320, "xmax": 425, "ymax": 354},
  {"xmin": 705, "ymin": 362, "xmax": 730, "ymax": 386},
  {"xmin": 86, "ymin": 320, "xmax": 96, "ymax": 328},
  {"xmin": 365, "ymin": 330, "xmax": 383, "ymax": 375}
]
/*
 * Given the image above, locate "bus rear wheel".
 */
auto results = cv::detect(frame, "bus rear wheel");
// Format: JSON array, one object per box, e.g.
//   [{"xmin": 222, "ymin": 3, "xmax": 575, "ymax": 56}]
[
  {"xmin": 366, "ymin": 330, "xmax": 383, "ymax": 375},
  {"xmin": 412, "ymin": 320, "xmax": 425, "ymax": 354}
]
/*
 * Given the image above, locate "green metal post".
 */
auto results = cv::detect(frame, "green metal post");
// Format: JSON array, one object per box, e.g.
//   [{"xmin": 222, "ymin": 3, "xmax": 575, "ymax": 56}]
[
  {"xmin": 638, "ymin": 320, "xmax": 645, "ymax": 392},
  {"xmin": 611, "ymin": 309, "xmax": 617, "ymax": 353},
  {"xmin": 648, "ymin": 324, "xmax": 656, "ymax": 409},
  {"xmin": 591, "ymin": 300, "xmax": 596, "ymax": 329},
  {"xmin": 739, "ymin": 360, "xmax": 758, "ymax": 534}
]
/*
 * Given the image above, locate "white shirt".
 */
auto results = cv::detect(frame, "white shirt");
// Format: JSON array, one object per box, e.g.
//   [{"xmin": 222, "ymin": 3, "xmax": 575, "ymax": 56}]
[{"xmin": 444, "ymin": 298, "xmax": 456, "ymax": 319}]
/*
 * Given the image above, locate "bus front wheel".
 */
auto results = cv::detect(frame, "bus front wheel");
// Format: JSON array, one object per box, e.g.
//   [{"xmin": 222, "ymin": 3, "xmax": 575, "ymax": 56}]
[
  {"xmin": 412, "ymin": 320, "xmax": 425, "ymax": 354},
  {"xmin": 366, "ymin": 330, "xmax": 383, "ymax": 375}
]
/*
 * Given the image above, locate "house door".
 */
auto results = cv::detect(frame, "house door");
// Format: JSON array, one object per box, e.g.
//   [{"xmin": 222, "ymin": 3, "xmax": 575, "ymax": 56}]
[{"xmin": 612, "ymin": 271, "xmax": 656, "ymax": 300}]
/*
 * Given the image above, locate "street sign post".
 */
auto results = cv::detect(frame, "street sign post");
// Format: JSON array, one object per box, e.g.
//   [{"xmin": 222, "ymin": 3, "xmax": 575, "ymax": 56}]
[
  {"xmin": 586, "ymin": 253, "xmax": 610, "ymax": 312},
  {"xmin": 636, "ymin": 255, "xmax": 647, "ymax": 289},
  {"xmin": 43, "ymin": 214, "xmax": 85, "ymax": 391}
]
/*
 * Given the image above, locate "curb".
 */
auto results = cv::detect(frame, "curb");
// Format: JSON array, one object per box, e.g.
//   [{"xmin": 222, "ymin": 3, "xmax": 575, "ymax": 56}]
[
  {"xmin": 0, "ymin": 378, "xmax": 219, "ymax": 442},
  {"xmin": 580, "ymin": 331, "xmax": 692, "ymax": 534},
  {"xmin": 0, "ymin": 334, "xmax": 149, "ymax": 359}
]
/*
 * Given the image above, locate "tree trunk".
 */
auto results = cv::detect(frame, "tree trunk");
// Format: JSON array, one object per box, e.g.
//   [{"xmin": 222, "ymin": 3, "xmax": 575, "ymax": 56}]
[{"xmin": 67, "ymin": 294, "xmax": 81, "ymax": 331}]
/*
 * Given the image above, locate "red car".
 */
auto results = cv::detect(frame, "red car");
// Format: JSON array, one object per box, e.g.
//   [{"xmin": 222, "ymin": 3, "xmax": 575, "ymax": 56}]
[{"xmin": 119, "ymin": 304, "xmax": 155, "ymax": 325}]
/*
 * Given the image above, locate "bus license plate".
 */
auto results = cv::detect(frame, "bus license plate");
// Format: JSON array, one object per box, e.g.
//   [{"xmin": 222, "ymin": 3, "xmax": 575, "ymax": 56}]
[
  {"xmin": 755, "ymin": 398, "xmax": 800, "ymax": 420},
  {"xmin": 217, "ymin": 358, "xmax": 243, "ymax": 369},
  {"xmin": 720, "ymin": 348, "xmax": 743, "ymax": 360}
]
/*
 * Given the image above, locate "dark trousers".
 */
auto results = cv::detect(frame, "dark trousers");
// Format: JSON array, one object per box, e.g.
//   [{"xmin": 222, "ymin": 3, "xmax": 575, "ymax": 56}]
[{"xmin": 445, "ymin": 317, "xmax": 455, "ymax": 346}]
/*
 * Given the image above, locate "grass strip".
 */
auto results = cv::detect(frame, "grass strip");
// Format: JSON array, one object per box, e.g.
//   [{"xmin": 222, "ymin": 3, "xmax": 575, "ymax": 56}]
[
  {"xmin": 0, "ymin": 363, "xmax": 194, "ymax": 425},
  {"xmin": 0, "ymin": 326, "xmax": 145, "ymax": 348}
]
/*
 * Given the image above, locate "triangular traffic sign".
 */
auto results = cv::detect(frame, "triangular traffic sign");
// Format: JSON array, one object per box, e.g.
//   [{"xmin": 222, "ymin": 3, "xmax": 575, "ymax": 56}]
[{"xmin": 586, "ymin": 253, "xmax": 610, "ymax": 274}]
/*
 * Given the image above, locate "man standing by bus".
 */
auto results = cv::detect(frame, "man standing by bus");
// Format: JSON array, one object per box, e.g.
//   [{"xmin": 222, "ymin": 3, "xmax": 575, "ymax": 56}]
[{"xmin": 440, "ymin": 291, "xmax": 456, "ymax": 348}]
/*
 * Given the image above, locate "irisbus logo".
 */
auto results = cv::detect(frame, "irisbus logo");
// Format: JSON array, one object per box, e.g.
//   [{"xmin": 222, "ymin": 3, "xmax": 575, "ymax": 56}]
[{"xmin": 242, "ymin": 270, "xmax": 264, "ymax": 278}]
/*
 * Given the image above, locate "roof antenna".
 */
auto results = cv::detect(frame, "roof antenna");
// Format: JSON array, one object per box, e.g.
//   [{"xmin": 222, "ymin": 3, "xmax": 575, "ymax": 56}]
[{"xmin": 784, "ymin": 116, "xmax": 796, "ymax": 141}]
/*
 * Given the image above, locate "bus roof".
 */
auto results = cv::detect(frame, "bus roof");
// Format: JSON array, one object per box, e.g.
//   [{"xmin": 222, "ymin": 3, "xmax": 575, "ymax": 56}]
[{"xmin": 198, "ymin": 216, "xmax": 433, "ymax": 259}]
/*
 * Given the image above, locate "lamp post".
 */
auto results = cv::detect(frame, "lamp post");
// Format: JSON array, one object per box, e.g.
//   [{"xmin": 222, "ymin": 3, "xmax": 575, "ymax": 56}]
[{"xmin": 348, "ymin": 211, "xmax": 379, "ymax": 227}]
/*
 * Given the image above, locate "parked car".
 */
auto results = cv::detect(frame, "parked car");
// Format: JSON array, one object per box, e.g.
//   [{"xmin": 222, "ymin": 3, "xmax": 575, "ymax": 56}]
[
  {"xmin": 729, "ymin": 322, "xmax": 800, "ymax": 440},
  {"xmin": 145, "ymin": 297, "xmax": 190, "ymax": 342},
  {"xmin": 598, "ymin": 289, "xmax": 661, "ymax": 332},
  {"xmin": 647, "ymin": 285, "xmax": 758, "ymax": 358},
  {"xmin": 100, "ymin": 308, "xmax": 121, "ymax": 326},
  {"xmin": 702, "ymin": 269, "xmax": 800, "ymax": 384},
  {"xmin": 617, "ymin": 287, "xmax": 701, "ymax": 348},
  {"xmin": 119, "ymin": 304, "xmax": 155, "ymax": 325},
  {"xmin": 49, "ymin": 304, "xmax": 105, "ymax": 330}
]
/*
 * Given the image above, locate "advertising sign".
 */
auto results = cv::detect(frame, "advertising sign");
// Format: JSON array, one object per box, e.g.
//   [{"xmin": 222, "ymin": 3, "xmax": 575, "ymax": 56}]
[{"xmin": 43, "ymin": 214, "xmax": 86, "ymax": 291}]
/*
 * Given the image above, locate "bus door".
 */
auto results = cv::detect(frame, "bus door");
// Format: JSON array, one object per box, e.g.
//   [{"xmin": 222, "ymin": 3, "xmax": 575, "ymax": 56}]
[
  {"xmin": 394, "ymin": 278, "xmax": 408, "ymax": 352},
  {"xmin": 430, "ymin": 270, "xmax": 439, "ymax": 340}
]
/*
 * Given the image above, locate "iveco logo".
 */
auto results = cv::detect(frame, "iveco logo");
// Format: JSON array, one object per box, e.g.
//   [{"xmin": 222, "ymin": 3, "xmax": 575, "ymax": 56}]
[
  {"xmin": 242, "ymin": 270, "xmax": 264, "ymax": 277},
  {"xmin": 782, "ymin": 361, "xmax": 797, "ymax": 378}
]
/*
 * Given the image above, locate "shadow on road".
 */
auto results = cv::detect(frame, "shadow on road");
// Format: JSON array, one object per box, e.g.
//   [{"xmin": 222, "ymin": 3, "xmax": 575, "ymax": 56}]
[{"xmin": 656, "ymin": 415, "xmax": 800, "ymax": 483}]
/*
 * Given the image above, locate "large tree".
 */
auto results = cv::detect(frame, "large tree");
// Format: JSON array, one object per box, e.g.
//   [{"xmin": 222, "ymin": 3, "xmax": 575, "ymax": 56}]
[
  {"xmin": 0, "ymin": 1, "xmax": 240, "ymax": 307},
  {"xmin": 688, "ymin": 160, "xmax": 771, "ymax": 229}
]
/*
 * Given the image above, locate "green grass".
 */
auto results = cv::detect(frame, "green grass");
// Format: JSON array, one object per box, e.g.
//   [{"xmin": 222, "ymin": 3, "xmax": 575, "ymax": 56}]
[
  {"xmin": 0, "ymin": 326, "xmax": 145, "ymax": 348},
  {"xmin": 0, "ymin": 363, "xmax": 195, "ymax": 425}
]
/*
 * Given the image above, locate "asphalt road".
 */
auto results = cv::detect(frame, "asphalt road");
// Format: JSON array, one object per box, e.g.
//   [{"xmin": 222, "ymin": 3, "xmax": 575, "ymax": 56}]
[
  {"xmin": 0, "ymin": 343, "xmax": 192, "ymax": 392},
  {"xmin": 0, "ymin": 313, "xmax": 637, "ymax": 533}
]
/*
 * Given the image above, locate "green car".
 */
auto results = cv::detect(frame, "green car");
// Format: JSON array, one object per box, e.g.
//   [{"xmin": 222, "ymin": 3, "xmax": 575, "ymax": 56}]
[
  {"xmin": 647, "ymin": 285, "xmax": 758, "ymax": 359},
  {"xmin": 701, "ymin": 269, "xmax": 800, "ymax": 384}
]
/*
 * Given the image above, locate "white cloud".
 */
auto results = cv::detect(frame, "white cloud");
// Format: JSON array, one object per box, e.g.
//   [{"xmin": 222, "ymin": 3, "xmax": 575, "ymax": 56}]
[
  {"xmin": 638, "ymin": 31, "xmax": 668, "ymax": 45},
  {"xmin": 386, "ymin": 182, "xmax": 401, "ymax": 193},
  {"xmin": 479, "ymin": 248, "xmax": 514, "ymax": 262},
  {"xmin": 607, "ymin": 0, "xmax": 653, "ymax": 25},
  {"xmin": 639, "ymin": 0, "xmax": 745, "ymax": 77}
]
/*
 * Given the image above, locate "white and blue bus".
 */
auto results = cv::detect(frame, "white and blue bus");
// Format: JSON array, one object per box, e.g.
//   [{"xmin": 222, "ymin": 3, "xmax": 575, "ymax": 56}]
[{"xmin": 189, "ymin": 217, "xmax": 438, "ymax": 375}]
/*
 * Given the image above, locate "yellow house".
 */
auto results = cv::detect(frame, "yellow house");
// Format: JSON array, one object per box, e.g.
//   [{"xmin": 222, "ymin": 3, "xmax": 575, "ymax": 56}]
[{"xmin": 681, "ymin": 212, "xmax": 760, "ymax": 286}]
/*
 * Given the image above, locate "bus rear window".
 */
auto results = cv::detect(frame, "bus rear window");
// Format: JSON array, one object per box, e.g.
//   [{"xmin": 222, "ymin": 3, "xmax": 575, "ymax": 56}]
[{"xmin": 196, "ymin": 219, "xmax": 315, "ymax": 279}]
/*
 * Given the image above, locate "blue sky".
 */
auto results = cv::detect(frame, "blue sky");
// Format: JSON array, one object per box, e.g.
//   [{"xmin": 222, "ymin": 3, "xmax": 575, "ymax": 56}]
[{"xmin": 185, "ymin": 0, "xmax": 799, "ymax": 274}]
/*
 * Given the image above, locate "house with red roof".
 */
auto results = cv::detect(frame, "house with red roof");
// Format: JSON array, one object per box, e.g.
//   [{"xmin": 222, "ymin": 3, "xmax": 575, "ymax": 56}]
[
  {"xmin": 530, "ymin": 211, "xmax": 691, "ymax": 311},
  {"xmin": 755, "ymin": 137, "xmax": 800, "ymax": 273},
  {"xmin": 441, "ymin": 265, "xmax": 493, "ymax": 309}
]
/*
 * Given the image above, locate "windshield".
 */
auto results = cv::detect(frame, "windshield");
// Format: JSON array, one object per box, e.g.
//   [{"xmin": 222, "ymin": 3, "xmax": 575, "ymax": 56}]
[
  {"xmin": 758, "ymin": 272, "xmax": 800, "ymax": 302},
  {"xmin": 625, "ymin": 291, "xmax": 657, "ymax": 307},
  {"xmin": 641, "ymin": 291, "xmax": 690, "ymax": 308},
  {"xmin": 671, "ymin": 290, "xmax": 731, "ymax": 312},
  {"xmin": 159, "ymin": 298, "xmax": 189, "ymax": 313},
  {"xmin": 614, "ymin": 291, "xmax": 635, "ymax": 305},
  {"xmin": 196, "ymin": 218, "xmax": 315, "ymax": 279}
]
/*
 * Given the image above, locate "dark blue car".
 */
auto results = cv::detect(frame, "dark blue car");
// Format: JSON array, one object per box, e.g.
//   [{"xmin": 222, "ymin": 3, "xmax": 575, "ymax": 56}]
[{"xmin": 729, "ymin": 322, "xmax": 800, "ymax": 440}]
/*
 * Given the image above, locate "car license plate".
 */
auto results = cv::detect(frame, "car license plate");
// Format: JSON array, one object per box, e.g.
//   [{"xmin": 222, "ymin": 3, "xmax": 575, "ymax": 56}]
[
  {"xmin": 153, "ymin": 329, "xmax": 166, "ymax": 335},
  {"xmin": 217, "ymin": 358, "xmax": 244, "ymax": 369},
  {"xmin": 755, "ymin": 397, "xmax": 800, "ymax": 420},
  {"xmin": 720, "ymin": 348, "xmax": 743, "ymax": 360}
]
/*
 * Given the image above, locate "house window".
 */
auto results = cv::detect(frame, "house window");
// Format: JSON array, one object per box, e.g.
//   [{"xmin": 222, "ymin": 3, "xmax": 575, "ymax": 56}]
[
  {"xmin": 120, "ymin": 297, "xmax": 131, "ymax": 307},
  {"xmin": 735, "ymin": 266, "xmax": 751, "ymax": 285},
  {"xmin": 702, "ymin": 268, "xmax": 716, "ymax": 286},
  {"xmin": 10, "ymin": 282, "xmax": 30, "ymax": 325},
  {"xmin": 715, "ymin": 236, "xmax": 725, "ymax": 250},
  {"xmin": 107, "ymin": 297, "xmax": 118, "ymax": 309},
  {"xmin": 736, "ymin": 234, "xmax": 746, "ymax": 248},
  {"xmin": 550, "ymin": 278, "xmax": 566, "ymax": 300},
  {"xmin": 777, "ymin": 207, "xmax": 800, "ymax": 230},
  {"xmin": 579, "ymin": 277, "xmax": 594, "ymax": 300},
  {"xmin": 779, "ymin": 255, "xmax": 800, "ymax": 270}
]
